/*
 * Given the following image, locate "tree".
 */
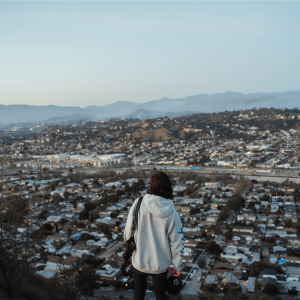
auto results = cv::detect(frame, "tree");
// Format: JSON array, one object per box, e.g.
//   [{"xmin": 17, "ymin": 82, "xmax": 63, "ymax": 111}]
[
  {"xmin": 226, "ymin": 195, "xmax": 245, "ymax": 211},
  {"xmin": 52, "ymin": 193, "xmax": 61, "ymax": 205},
  {"xmin": 0, "ymin": 192, "xmax": 78, "ymax": 300},
  {"xmin": 219, "ymin": 207, "xmax": 230, "ymax": 221},
  {"xmin": 166, "ymin": 293, "xmax": 183, "ymax": 300},
  {"xmin": 49, "ymin": 182, "xmax": 57, "ymax": 191},
  {"xmin": 90, "ymin": 213, "xmax": 95, "ymax": 223},
  {"xmin": 79, "ymin": 210, "xmax": 89, "ymax": 221},
  {"xmin": 251, "ymin": 290, "xmax": 271, "ymax": 300},
  {"xmin": 186, "ymin": 186, "xmax": 194, "ymax": 196},
  {"xmin": 216, "ymin": 275, "xmax": 223, "ymax": 285},
  {"xmin": 201, "ymin": 282, "xmax": 220, "ymax": 294},
  {"xmin": 285, "ymin": 218, "xmax": 293, "ymax": 228},
  {"xmin": 224, "ymin": 230, "xmax": 232, "ymax": 240},
  {"xmin": 84, "ymin": 201, "xmax": 95, "ymax": 212},
  {"xmin": 75, "ymin": 267, "xmax": 100, "ymax": 299},
  {"xmin": 223, "ymin": 283, "xmax": 245, "ymax": 300},
  {"xmin": 288, "ymin": 289, "xmax": 298, "ymax": 295},
  {"xmin": 110, "ymin": 212, "xmax": 118, "ymax": 218},
  {"xmin": 0, "ymin": 157, "xmax": 12, "ymax": 199},
  {"xmin": 63, "ymin": 191, "xmax": 71, "ymax": 199},
  {"xmin": 234, "ymin": 182, "xmax": 245, "ymax": 194},
  {"xmin": 41, "ymin": 223, "xmax": 54, "ymax": 232},
  {"xmin": 197, "ymin": 291, "xmax": 217, "ymax": 300},
  {"xmin": 265, "ymin": 237, "xmax": 275, "ymax": 244},
  {"xmin": 205, "ymin": 241, "xmax": 223, "ymax": 255},
  {"xmin": 82, "ymin": 183, "xmax": 89, "ymax": 192},
  {"xmin": 249, "ymin": 261, "xmax": 267, "ymax": 277},
  {"xmin": 274, "ymin": 216, "xmax": 280, "ymax": 226},
  {"xmin": 263, "ymin": 284, "xmax": 279, "ymax": 294},
  {"xmin": 197, "ymin": 259, "xmax": 206, "ymax": 279}
]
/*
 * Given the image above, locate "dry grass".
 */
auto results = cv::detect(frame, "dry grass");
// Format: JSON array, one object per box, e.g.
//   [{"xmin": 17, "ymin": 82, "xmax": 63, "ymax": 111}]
[{"xmin": 153, "ymin": 128, "xmax": 172, "ymax": 140}]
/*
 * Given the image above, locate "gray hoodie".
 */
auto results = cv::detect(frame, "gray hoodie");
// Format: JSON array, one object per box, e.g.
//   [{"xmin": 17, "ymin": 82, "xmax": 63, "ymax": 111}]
[{"xmin": 124, "ymin": 193, "xmax": 184, "ymax": 274}]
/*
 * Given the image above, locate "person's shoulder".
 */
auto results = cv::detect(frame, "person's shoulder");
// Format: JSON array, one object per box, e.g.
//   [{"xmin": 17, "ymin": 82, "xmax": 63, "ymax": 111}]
[{"xmin": 167, "ymin": 205, "xmax": 179, "ymax": 219}]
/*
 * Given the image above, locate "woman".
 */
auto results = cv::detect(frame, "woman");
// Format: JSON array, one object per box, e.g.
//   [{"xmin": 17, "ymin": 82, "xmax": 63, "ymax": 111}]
[{"xmin": 124, "ymin": 172, "xmax": 183, "ymax": 300}]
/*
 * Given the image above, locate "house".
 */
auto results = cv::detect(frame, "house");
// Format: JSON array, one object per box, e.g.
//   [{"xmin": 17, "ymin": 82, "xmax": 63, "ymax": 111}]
[
  {"xmin": 246, "ymin": 277, "xmax": 256, "ymax": 292},
  {"xmin": 46, "ymin": 235, "xmax": 66, "ymax": 242},
  {"xmin": 105, "ymin": 181, "xmax": 122, "ymax": 188},
  {"xmin": 173, "ymin": 185, "xmax": 186, "ymax": 192},
  {"xmin": 237, "ymin": 212, "xmax": 256, "ymax": 222},
  {"xmin": 96, "ymin": 265, "xmax": 122, "ymax": 283},
  {"xmin": 261, "ymin": 277, "xmax": 277, "ymax": 286},
  {"xmin": 260, "ymin": 269, "xmax": 276, "ymax": 279},
  {"xmin": 232, "ymin": 226, "xmax": 253, "ymax": 233},
  {"xmin": 206, "ymin": 215, "xmax": 219, "ymax": 222},
  {"xmin": 289, "ymin": 237, "xmax": 300, "ymax": 247},
  {"xmin": 175, "ymin": 206, "xmax": 191, "ymax": 213},
  {"xmin": 47, "ymin": 215, "xmax": 63, "ymax": 222},
  {"xmin": 185, "ymin": 240, "xmax": 197, "ymax": 247},
  {"xmin": 286, "ymin": 263, "xmax": 300, "ymax": 275},
  {"xmin": 285, "ymin": 281, "xmax": 300, "ymax": 293},
  {"xmin": 220, "ymin": 252, "xmax": 246, "ymax": 262}
]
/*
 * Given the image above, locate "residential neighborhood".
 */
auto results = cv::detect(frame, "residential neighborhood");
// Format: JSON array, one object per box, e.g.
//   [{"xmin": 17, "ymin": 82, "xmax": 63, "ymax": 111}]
[{"xmin": 1, "ymin": 107, "xmax": 300, "ymax": 300}]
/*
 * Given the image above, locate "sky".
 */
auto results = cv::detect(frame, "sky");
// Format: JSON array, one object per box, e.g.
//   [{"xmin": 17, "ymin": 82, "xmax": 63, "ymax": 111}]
[{"xmin": 0, "ymin": 1, "xmax": 300, "ymax": 107}]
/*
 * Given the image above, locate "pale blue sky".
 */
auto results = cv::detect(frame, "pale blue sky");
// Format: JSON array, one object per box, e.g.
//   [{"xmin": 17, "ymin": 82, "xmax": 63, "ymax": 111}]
[{"xmin": 1, "ymin": 2, "xmax": 300, "ymax": 107}]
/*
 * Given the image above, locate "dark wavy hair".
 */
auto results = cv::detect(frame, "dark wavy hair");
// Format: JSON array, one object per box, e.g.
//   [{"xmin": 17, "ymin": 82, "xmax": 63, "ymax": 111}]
[{"xmin": 148, "ymin": 172, "xmax": 173, "ymax": 200}]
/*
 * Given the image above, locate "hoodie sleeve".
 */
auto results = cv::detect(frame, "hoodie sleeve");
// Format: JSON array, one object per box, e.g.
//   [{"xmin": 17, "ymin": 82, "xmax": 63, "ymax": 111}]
[
  {"xmin": 167, "ymin": 210, "xmax": 184, "ymax": 272},
  {"xmin": 123, "ymin": 198, "xmax": 139, "ymax": 242}
]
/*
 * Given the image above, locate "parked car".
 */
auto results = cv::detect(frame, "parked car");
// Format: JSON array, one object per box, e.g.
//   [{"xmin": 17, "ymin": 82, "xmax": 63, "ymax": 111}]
[
  {"xmin": 190, "ymin": 275, "xmax": 193, "ymax": 279},
  {"xmin": 197, "ymin": 278, "xmax": 201, "ymax": 282},
  {"xmin": 193, "ymin": 269, "xmax": 196, "ymax": 274}
]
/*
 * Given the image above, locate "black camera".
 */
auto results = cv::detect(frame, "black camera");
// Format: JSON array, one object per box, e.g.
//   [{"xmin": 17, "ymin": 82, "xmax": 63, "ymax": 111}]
[{"xmin": 123, "ymin": 236, "xmax": 136, "ymax": 260}]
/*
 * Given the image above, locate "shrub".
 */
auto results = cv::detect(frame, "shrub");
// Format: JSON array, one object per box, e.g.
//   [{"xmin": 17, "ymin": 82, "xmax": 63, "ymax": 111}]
[
  {"xmin": 288, "ymin": 289, "xmax": 298, "ymax": 295},
  {"xmin": 263, "ymin": 283, "xmax": 279, "ymax": 294}
]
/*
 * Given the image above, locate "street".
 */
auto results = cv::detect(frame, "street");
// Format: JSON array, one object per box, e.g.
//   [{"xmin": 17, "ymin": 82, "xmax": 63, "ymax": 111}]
[
  {"xmin": 98, "ymin": 241, "xmax": 124, "ymax": 259},
  {"xmin": 181, "ymin": 249, "xmax": 207, "ymax": 296}
]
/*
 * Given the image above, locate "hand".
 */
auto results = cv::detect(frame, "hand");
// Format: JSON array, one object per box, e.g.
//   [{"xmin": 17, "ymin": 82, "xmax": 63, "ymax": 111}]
[{"xmin": 172, "ymin": 270, "xmax": 181, "ymax": 277}]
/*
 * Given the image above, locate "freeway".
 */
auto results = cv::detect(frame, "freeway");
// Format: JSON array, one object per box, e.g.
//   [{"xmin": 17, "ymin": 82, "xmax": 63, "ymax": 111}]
[
  {"xmin": 6, "ymin": 162, "xmax": 296, "ymax": 183},
  {"xmin": 58, "ymin": 165, "xmax": 300, "ymax": 183}
]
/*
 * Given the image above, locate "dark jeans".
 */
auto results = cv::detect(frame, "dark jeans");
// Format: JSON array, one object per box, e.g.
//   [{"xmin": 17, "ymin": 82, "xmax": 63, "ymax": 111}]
[{"xmin": 132, "ymin": 266, "xmax": 168, "ymax": 300}]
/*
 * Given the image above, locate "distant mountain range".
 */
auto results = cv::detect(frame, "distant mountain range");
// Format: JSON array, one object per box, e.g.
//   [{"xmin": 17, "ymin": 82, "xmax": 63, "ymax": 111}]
[{"xmin": 1, "ymin": 91, "xmax": 299, "ymax": 126}]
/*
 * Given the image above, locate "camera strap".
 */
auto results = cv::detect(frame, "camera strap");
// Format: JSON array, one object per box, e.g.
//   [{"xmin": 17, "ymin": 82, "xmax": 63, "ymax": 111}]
[{"xmin": 130, "ymin": 196, "xmax": 143, "ymax": 238}]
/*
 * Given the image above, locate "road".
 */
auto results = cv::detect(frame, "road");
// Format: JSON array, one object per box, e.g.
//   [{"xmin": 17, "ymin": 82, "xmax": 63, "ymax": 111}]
[
  {"xmin": 57, "ymin": 165, "xmax": 300, "ymax": 183},
  {"xmin": 181, "ymin": 249, "xmax": 206, "ymax": 296},
  {"xmin": 98, "ymin": 241, "xmax": 124, "ymax": 259}
]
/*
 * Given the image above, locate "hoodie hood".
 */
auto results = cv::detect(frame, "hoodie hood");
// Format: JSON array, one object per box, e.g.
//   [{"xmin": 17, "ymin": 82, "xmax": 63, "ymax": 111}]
[{"xmin": 143, "ymin": 193, "xmax": 174, "ymax": 218}]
